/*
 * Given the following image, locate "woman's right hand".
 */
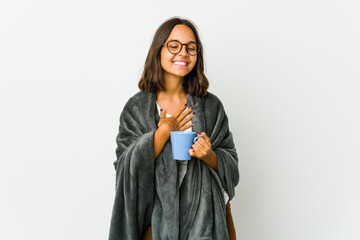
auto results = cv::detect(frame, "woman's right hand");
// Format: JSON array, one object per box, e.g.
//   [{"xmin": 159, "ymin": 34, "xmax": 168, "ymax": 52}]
[{"xmin": 158, "ymin": 104, "xmax": 195, "ymax": 132}]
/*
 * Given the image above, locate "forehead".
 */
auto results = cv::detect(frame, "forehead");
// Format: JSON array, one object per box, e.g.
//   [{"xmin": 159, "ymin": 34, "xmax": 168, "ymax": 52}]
[{"xmin": 166, "ymin": 24, "xmax": 196, "ymax": 43}]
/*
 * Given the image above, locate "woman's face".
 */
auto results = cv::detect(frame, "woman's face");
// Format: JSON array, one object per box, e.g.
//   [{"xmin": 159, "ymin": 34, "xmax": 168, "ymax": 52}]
[{"xmin": 160, "ymin": 24, "xmax": 198, "ymax": 80}]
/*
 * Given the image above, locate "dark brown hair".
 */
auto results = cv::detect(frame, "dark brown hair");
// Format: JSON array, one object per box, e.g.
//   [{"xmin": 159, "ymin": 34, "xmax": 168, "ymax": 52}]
[{"xmin": 138, "ymin": 16, "xmax": 209, "ymax": 97}]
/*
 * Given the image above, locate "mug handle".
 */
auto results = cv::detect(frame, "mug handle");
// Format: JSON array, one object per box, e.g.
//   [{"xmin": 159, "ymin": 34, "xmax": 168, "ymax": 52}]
[{"xmin": 193, "ymin": 136, "xmax": 204, "ymax": 143}]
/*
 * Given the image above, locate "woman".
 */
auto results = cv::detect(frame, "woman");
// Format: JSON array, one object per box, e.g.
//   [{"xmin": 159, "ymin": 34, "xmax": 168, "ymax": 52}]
[{"xmin": 109, "ymin": 17, "xmax": 239, "ymax": 240}]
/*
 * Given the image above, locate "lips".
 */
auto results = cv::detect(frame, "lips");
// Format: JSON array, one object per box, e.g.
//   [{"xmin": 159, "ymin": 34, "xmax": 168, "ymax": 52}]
[{"xmin": 173, "ymin": 61, "xmax": 188, "ymax": 66}]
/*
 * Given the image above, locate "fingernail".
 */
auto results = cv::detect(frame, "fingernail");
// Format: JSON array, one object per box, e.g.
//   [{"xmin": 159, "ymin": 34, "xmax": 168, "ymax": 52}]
[
  {"xmin": 190, "ymin": 107, "xmax": 194, "ymax": 110},
  {"xmin": 185, "ymin": 104, "xmax": 187, "ymax": 106},
  {"xmin": 160, "ymin": 108, "xmax": 163, "ymax": 111},
  {"xmin": 192, "ymin": 112, "xmax": 196, "ymax": 115}
]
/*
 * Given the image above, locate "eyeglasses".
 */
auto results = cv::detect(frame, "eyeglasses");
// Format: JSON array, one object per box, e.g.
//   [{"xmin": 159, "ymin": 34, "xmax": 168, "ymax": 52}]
[{"xmin": 162, "ymin": 40, "xmax": 201, "ymax": 56}]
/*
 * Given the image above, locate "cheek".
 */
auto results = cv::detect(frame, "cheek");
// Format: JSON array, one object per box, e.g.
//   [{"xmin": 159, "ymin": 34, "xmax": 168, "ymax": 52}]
[
  {"xmin": 160, "ymin": 57, "xmax": 170, "ymax": 70},
  {"xmin": 190, "ymin": 57, "xmax": 197, "ymax": 69},
  {"xmin": 161, "ymin": 53, "xmax": 174, "ymax": 66}
]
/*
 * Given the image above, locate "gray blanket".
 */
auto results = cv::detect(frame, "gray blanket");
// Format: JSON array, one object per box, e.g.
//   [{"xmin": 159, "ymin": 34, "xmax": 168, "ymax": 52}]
[{"xmin": 109, "ymin": 91, "xmax": 239, "ymax": 240}]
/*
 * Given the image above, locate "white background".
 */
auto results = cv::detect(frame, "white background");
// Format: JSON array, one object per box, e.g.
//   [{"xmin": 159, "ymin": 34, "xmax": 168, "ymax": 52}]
[{"xmin": 1, "ymin": 0, "xmax": 359, "ymax": 239}]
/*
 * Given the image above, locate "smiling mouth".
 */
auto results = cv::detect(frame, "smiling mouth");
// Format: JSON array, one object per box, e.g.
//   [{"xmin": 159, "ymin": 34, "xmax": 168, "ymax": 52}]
[{"xmin": 173, "ymin": 61, "xmax": 188, "ymax": 66}]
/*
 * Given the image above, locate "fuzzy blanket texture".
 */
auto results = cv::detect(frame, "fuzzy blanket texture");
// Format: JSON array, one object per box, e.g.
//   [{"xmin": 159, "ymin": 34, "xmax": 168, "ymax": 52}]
[{"xmin": 109, "ymin": 91, "xmax": 239, "ymax": 240}]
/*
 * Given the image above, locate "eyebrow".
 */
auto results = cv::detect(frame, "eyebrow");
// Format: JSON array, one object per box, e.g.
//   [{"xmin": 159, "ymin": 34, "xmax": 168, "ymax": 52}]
[{"xmin": 168, "ymin": 39, "xmax": 197, "ymax": 43}]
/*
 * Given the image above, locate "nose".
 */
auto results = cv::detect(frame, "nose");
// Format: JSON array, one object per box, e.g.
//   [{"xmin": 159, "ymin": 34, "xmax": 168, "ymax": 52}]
[{"xmin": 178, "ymin": 44, "xmax": 189, "ymax": 56}]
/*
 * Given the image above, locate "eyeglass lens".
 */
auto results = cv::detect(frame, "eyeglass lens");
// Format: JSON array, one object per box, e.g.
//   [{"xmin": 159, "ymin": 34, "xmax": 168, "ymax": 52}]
[{"xmin": 167, "ymin": 41, "xmax": 199, "ymax": 55}]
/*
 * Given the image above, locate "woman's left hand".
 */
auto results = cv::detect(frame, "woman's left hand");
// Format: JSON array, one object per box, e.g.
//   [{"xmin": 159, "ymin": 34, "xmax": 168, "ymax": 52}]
[{"xmin": 189, "ymin": 132, "xmax": 215, "ymax": 161}]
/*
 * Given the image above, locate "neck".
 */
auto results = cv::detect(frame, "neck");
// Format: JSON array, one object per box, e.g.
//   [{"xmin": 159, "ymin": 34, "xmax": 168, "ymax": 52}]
[{"xmin": 158, "ymin": 72, "xmax": 186, "ymax": 100}]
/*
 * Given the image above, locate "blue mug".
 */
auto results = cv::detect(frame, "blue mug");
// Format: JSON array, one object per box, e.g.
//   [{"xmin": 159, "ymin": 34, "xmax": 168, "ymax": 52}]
[{"xmin": 170, "ymin": 131, "xmax": 203, "ymax": 160}]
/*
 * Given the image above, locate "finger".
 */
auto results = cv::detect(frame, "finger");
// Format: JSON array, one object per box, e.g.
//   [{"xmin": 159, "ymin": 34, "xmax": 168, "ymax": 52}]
[
  {"xmin": 195, "ymin": 138, "xmax": 208, "ymax": 148},
  {"xmin": 194, "ymin": 141, "xmax": 205, "ymax": 151},
  {"xmin": 160, "ymin": 108, "xmax": 166, "ymax": 118},
  {"xmin": 178, "ymin": 111, "xmax": 195, "ymax": 127},
  {"xmin": 195, "ymin": 142, "xmax": 208, "ymax": 157},
  {"xmin": 198, "ymin": 132, "xmax": 210, "ymax": 143},
  {"xmin": 176, "ymin": 107, "xmax": 195, "ymax": 123},
  {"xmin": 192, "ymin": 143, "xmax": 203, "ymax": 157},
  {"xmin": 191, "ymin": 144, "xmax": 199, "ymax": 155},
  {"xmin": 172, "ymin": 104, "xmax": 189, "ymax": 118},
  {"xmin": 189, "ymin": 148, "xmax": 195, "ymax": 157},
  {"xmin": 179, "ymin": 121, "xmax": 193, "ymax": 131}
]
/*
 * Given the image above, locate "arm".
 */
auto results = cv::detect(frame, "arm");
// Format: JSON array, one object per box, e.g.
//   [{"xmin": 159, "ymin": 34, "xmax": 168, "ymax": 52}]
[
  {"xmin": 202, "ymin": 150, "xmax": 218, "ymax": 171},
  {"xmin": 153, "ymin": 105, "xmax": 196, "ymax": 160},
  {"xmin": 153, "ymin": 125, "xmax": 170, "ymax": 160},
  {"xmin": 198, "ymin": 93, "xmax": 239, "ymax": 200},
  {"xmin": 154, "ymin": 124, "xmax": 170, "ymax": 159},
  {"xmin": 110, "ymin": 101, "xmax": 156, "ymax": 240},
  {"xmin": 189, "ymin": 131, "xmax": 219, "ymax": 171},
  {"xmin": 213, "ymin": 128, "xmax": 239, "ymax": 201}
]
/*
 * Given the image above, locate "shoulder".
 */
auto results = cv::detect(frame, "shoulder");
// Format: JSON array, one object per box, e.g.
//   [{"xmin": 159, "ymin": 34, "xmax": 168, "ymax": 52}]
[
  {"xmin": 127, "ymin": 91, "xmax": 152, "ymax": 103},
  {"xmin": 118, "ymin": 91, "xmax": 154, "ymax": 123},
  {"xmin": 123, "ymin": 91, "xmax": 154, "ymax": 109},
  {"xmin": 202, "ymin": 91, "xmax": 221, "ymax": 102},
  {"xmin": 201, "ymin": 91, "xmax": 224, "ymax": 110}
]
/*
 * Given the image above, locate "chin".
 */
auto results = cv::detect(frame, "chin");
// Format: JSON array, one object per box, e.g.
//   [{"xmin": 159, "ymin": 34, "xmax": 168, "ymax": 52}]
[
  {"xmin": 166, "ymin": 70, "xmax": 188, "ymax": 77},
  {"xmin": 176, "ymin": 72, "xmax": 190, "ymax": 78}
]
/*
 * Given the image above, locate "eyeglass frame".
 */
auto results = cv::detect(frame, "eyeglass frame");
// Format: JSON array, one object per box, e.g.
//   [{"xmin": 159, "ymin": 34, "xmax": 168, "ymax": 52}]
[{"xmin": 162, "ymin": 40, "xmax": 202, "ymax": 56}]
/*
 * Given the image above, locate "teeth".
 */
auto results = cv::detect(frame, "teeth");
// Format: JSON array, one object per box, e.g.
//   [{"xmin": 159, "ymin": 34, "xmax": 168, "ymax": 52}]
[{"xmin": 174, "ymin": 62, "xmax": 187, "ymax": 66}]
